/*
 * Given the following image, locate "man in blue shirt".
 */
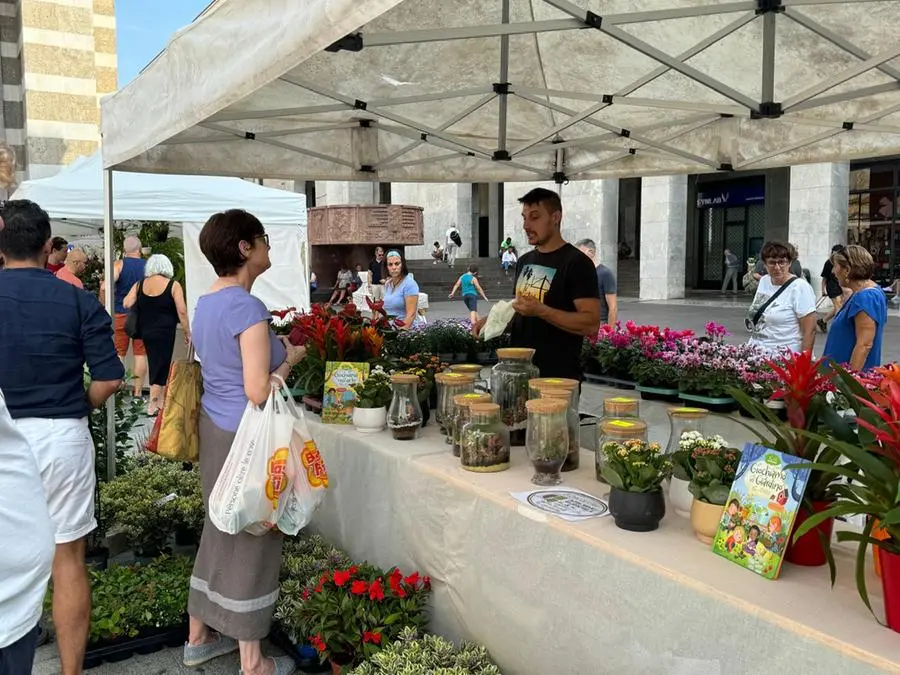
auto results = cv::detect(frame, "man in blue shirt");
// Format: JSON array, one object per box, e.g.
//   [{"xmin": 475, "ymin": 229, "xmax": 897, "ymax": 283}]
[{"xmin": 0, "ymin": 200, "xmax": 123, "ymax": 675}]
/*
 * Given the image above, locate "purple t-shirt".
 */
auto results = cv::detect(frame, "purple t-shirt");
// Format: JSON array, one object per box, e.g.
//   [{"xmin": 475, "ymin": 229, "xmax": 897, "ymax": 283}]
[{"xmin": 193, "ymin": 287, "xmax": 287, "ymax": 432}]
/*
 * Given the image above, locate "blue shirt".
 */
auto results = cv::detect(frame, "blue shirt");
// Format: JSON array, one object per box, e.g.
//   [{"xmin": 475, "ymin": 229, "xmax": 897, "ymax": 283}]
[
  {"xmin": 823, "ymin": 287, "xmax": 887, "ymax": 371},
  {"xmin": 0, "ymin": 268, "xmax": 124, "ymax": 419},
  {"xmin": 383, "ymin": 275, "xmax": 419, "ymax": 322},
  {"xmin": 115, "ymin": 257, "xmax": 145, "ymax": 314},
  {"xmin": 460, "ymin": 272, "xmax": 477, "ymax": 297}
]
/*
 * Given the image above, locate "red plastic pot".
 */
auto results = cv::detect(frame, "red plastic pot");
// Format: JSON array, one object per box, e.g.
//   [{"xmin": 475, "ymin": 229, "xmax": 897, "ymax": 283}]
[
  {"xmin": 878, "ymin": 547, "xmax": 900, "ymax": 633},
  {"xmin": 785, "ymin": 501, "xmax": 834, "ymax": 567}
]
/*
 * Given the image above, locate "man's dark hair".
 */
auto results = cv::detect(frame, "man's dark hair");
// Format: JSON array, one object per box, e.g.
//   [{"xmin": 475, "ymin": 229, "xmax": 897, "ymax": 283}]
[
  {"xmin": 0, "ymin": 199, "xmax": 51, "ymax": 261},
  {"xmin": 199, "ymin": 209, "xmax": 265, "ymax": 276},
  {"xmin": 518, "ymin": 187, "xmax": 562, "ymax": 216},
  {"xmin": 51, "ymin": 236, "xmax": 68, "ymax": 252}
]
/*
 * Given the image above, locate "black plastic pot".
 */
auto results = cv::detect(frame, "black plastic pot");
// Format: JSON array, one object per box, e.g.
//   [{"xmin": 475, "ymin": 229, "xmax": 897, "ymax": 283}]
[
  {"xmin": 84, "ymin": 621, "xmax": 188, "ymax": 669},
  {"xmin": 608, "ymin": 488, "xmax": 665, "ymax": 532}
]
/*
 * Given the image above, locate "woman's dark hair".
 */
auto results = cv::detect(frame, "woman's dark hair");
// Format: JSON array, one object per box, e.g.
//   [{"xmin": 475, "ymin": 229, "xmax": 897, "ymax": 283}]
[
  {"xmin": 199, "ymin": 209, "xmax": 265, "ymax": 276},
  {"xmin": 0, "ymin": 200, "xmax": 51, "ymax": 261},
  {"xmin": 759, "ymin": 241, "xmax": 794, "ymax": 262},
  {"xmin": 384, "ymin": 251, "xmax": 409, "ymax": 285},
  {"xmin": 433, "ymin": 241, "xmax": 440, "ymax": 247},
  {"xmin": 468, "ymin": 264, "xmax": 478, "ymax": 274}
]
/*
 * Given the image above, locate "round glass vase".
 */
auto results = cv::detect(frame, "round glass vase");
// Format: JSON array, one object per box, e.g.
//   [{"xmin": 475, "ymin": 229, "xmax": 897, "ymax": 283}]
[
  {"xmin": 387, "ymin": 374, "xmax": 423, "ymax": 441},
  {"xmin": 451, "ymin": 393, "xmax": 492, "ymax": 457},
  {"xmin": 665, "ymin": 407, "xmax": 709, "ymax": 454},
  {"xmin": 435, "ymin": 373, "xmax": 476, "ymax": 441},
  {"xmin": 535, "ymin": 386, "xmax": 580, "ymax": 472},
  {"xmin": 491, "ymin": 348, "xmax": 539, "ymax": 447},
  {"xmin": 460, "ymin": 402, "xmax": 510, "ymax": 472},
  {"xmin": 525, "ymin": 398, "xmax": 570, "ymax": 486},
  {"xmin": 596, "ymin": 418, "xmax": 648, "ymax": 483}
]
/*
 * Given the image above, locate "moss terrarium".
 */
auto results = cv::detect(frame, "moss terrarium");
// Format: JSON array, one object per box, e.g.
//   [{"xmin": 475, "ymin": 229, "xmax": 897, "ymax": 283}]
[
  {"xmin": 525, "ymin": 398, "xmax": 569, "ymax": 486},
  {"xmin": 460, "ymin": 402, "xmax": 510, "ymax": 473},
  {"xmin": 491, "ymin": 348, "xmax": 538, "ymax": 446},
  {"xmin": 451, "ymin": 393, "xmax": 492, "ymax": 457}
]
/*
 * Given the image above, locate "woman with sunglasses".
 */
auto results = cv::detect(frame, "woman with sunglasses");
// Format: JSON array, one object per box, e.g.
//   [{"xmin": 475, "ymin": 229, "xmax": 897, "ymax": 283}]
[
  {"xmin": 746, "ymin": 240, "xmax": 817, "ymax": 355},
  {"xmin": 382, "ymin": 250, "xmax": 421, "ymax": 329}
]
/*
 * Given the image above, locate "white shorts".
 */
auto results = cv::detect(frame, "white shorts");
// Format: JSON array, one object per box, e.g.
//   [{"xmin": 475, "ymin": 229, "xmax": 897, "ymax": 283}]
[{"xmin": 15, "ymin": 417, "xmax": 97, "ymax": 544}]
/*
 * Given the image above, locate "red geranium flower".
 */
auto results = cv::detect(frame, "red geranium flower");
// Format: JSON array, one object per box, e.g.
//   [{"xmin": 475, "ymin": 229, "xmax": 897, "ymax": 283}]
[
  {"xmin": 310, "ymin": 634, "xmax": 326, "ymax": 652},
  {"xmin": 350, "ymin": 580, "xmax": 368, "ymax": 595},
  {"xmin": 333, "ymin": 570, "xmax": 351, "ymax": 587},
  {"xmin": 368, "ymin": 577, "xmax": 385, "ymax": 601},
  {"xmin": 362, "ymin": 631, "xmax": 382, "ymax": 645},
  {"xmin": 403, "ymin": 572, "xmax": 420, "ymax": 586}
]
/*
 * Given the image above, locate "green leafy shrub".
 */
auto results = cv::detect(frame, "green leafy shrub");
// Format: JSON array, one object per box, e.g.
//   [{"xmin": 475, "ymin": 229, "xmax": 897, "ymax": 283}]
[
  {"xmin": 349, "ymin": 627, "xmax": 502, "ymax": 675},
  {"xmin": 89, "ymin": 387, "xmax": 144, "ymax": 483}
]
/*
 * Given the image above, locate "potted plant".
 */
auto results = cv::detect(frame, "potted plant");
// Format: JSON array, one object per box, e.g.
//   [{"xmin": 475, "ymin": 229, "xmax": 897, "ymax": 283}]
[
  {"xmin": 789, "ymin": 379, "xmax": 900, "ymax": 632},
  {"xmin": 729, "ymin": 350, "xmax": 841, "ymax": 568},
  {"xmin": 348, "ymin": 626, "xmax": 502, "ymax": 675},
  {"xmin": 667, "ymin": 431, "xmax": 728, "ymax": 519},
  {"xmin": 301, "ymin": 565, "xmax": 432, "ymax": 671},
  {"xmin": 600, "ymin": 439, "xmax": 671, "ymax": 532},
  {"xmin": 351, "ymin": 368, "xmax": 392, "ymax": 433},
  {"xmin": 688, "ymin": 444, "xmax": 742, "ymax": 543}
]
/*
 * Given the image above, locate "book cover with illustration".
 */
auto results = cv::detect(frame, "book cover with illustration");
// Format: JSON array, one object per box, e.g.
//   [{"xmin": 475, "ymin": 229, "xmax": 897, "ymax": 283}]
[
  {"xmin": 322, "ymin": 362, "xmax": 369, "ymax": 424},
  {"xmin": 711, "ymin": 443, "xmax": 811, "ymax": 580}
]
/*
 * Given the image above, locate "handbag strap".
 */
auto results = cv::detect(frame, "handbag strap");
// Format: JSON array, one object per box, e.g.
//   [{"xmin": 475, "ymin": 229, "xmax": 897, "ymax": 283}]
[{"xmin": 753, "ymin": 276, "xmax": 798, "ymax": 325}]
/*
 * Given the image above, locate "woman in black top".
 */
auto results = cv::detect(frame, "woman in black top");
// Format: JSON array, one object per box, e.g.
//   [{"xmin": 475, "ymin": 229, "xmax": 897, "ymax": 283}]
[
  {"xmin": 817, "ymin": 244, "xmax": 848, "ymax": 333},
  {"xmin": 124, "ymin": 254, "xmax": 190, "ymax": 415}
]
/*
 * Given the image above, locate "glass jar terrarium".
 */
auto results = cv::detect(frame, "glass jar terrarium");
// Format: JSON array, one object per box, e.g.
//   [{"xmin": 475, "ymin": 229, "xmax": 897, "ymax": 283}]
[
  {"xmin": 491, "ymin": 348, "xmax": 539, "ymax": 446},
  {"xmin": 435, "ymin": 373, "xmax": 476, "ymax": 440},
  {"xmin": 450, "ymin": 363, "xmax": 488, "ymax": 392},
  {"xmin": 534, "ymin": 385, "xmax": 580, "ymax": 472},
  {"xmin": 596, "ymin": 418, "xmax": 648, "ymax": 482},
  {"xmin": 388, "ymin": 373, "xmax": 423, "ymax": 441},
  {"xmin": 451, "ymin": 393, "xmax": 492, "ymax": 457},
  {"xmin": 603, "ymin": 396, "xmax": 640, "ymax": 419},
  {"xmin": 665, "ymin": 407, "xmax": 709, "ymax": 454},
  {"xmin": 525, "ymin": 398, "xmax": 569, "ymax": 486},
  {"xmin": 460, "ymin": 402, "xmax": 510, "ymax": 473}
]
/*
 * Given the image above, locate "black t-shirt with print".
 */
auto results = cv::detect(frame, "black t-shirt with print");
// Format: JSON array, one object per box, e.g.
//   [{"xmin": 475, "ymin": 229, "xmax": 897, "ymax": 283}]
[{"xmin": 509, "ymin": 242, "xmax": 600, "ymax": 380}]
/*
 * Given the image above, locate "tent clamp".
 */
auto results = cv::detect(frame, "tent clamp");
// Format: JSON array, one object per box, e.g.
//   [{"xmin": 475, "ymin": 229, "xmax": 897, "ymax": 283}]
[
  {"xmin": 628, "ymin": 148, "xmax": 636, "ymax": 155},
  {"xmin": 751, "ymin": 102, "xmax": 782, "ymax": 119},
  {"xmin": 843, "ymin": 121, "xmax": 854, "ymax": 130},
  {"xmin": 720, "ymin": 113, "xmax": 734, "ymax": 119},
  {"xmin": 326, "ymin": 33, "xmax": 363, "ymax": 53},
  {"xmin": 244, "ymin": 132, "xmax": 256, "ymax": 140},
  {"xmin": 493, "ymin": 82, "xmax": 511, "ymax": 94},
  {"xmin": 493, "ymin": 150, "xmax": 511, "ymax": 161},
  {"xmin": 354, "ymin": 100, "xmax": 368, "ymax": 111},
  {"xmin": 755, "ymin": 0, "xmax": 783, "ymax": 15},
  {"xmin": 602, "ymin": 94, "xmax": 613, "ymax": 104},
  {"xmin": 619, "ymin": 128, "xmax": 631, "ymax": 138},
  {"xmin": 359, "ymin": 119, "xmax": 372, "ymax": 128},
  {"xmin": 552, "ymin": 171, "xmax": 569, "ymax": 185},
  {"xmin": 584, "ymin": 11, "xmax": 602, "ymax": 29},
  {"xmin": 359, "ymin": 165, "xmax": 375, "ymax": 173},
  {"xmin": 719, "ymin": 163, "xmax": 734, "ymax": 172}
]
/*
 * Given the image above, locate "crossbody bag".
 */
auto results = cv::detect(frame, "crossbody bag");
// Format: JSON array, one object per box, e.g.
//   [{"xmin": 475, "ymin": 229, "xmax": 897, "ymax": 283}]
[{"xmin": 744, "ymin": 277, "xmax": 798, "ymax": 332}]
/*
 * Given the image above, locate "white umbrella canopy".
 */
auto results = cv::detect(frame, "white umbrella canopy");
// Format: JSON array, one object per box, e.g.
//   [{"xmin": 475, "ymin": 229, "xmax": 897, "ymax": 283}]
[{"xmin": 102, "ymin": 0, "xmax": 900, "ymax": 183}]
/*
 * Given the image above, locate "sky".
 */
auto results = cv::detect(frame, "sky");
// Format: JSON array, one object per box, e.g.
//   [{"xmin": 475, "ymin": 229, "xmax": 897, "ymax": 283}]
[{"xmin": 115, "ymin": 0, "xmax": 212, "ymax": 86}]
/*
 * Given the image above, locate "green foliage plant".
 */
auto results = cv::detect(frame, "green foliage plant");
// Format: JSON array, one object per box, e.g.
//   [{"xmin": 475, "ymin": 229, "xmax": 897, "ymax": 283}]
[{"xmin": 600, "ymin": 440, "xmax": 671, "ymax": 493}]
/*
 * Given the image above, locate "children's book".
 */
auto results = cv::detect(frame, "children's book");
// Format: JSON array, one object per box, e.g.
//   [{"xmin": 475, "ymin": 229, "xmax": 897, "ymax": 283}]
[
  {"xmin": 322, "ymin": 362, "xmax": 369, "ymax": 424},
  {"xmin": 711, "ymin": 443, "xmax": 811, "ymax": 580}
]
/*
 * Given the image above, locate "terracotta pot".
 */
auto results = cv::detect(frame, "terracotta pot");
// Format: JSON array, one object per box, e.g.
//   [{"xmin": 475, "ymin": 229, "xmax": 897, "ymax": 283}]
[
  {"xmin": 690, "ymin": 498, "xmax": 724, "ymax": 544},
  {"xmin": 878, "ymin": 546, "xmax": 900, "ymax": 633},
  {"xmin": 608, "ymin": 487, "xmax": 665, "ymax": 532},
  {"xmin": 785, "ymin": 500, "xmax": 834, "ymax": 567},
  {"xmin": 667, "ymin": 477, "xmax": 693, "ymax": 518},
  {"xmin": 331, "ymin": 661, "xmax": 342, "ymax": 675}
]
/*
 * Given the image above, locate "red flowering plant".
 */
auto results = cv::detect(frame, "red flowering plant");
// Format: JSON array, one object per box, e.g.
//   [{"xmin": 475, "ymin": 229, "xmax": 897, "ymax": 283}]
[
  {"xmin": 270, "ymin": 307, "xmax": 298, "ymax": 336},
  {"xmin": 587, "ymin": 321, "xmax": 694, "ymax": 381},
  {"xmin": 287, "ymin": 302, "xmax": 394, "ymax": 396},
  {"xmin": 300, "ymin": 564, "xmax": 431, "ymax": 667}
]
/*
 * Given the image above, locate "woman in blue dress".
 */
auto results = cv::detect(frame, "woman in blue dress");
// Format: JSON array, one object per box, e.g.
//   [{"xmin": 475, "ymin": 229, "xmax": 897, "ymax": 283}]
[{"xmin": 822, "ymin": 245, "xmax": 887, "ymax": 372}]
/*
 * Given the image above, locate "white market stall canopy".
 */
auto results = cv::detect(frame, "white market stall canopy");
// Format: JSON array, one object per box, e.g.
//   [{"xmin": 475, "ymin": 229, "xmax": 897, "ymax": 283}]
[
  {"xmin": 13, "ymin": 152, "xmax": 308, "ymax": 225},
  {"xmin": 103, "ymin": 0, "xmax": 900, "ymax": 183}
]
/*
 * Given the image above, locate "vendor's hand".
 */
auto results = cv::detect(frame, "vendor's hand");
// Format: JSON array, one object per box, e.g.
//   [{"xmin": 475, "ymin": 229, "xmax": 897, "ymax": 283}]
[
  {"xmin": 512, "ymin": 295, "xmax": 544, "ymax": 318},
  {"xmin": 472, "ymin": 316, "xmax": 487, "ymax": 337},
  {"xmin": 281, "ymin": 337, "xmax": 306, "ymax": 366}
]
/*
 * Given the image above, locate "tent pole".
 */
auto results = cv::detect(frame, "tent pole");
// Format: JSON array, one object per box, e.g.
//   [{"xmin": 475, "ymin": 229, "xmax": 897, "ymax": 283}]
[
  {"xmin": 497, "ymin": 0, "xmax": 510, "ymax": 153},
  {"xmin": 102, "ymin": 169, "xmax": 116, "ymax": 482}
]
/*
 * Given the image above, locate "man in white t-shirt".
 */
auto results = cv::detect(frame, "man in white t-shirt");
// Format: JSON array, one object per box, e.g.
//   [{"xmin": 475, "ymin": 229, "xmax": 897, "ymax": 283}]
[
  {"xmin": 746, "ymin": 243, "xmax": 818, "ymax": 354},
  {"xmin": 445, "ymin": 225, "xmax": 460, "ymax": 268},
  {"xmin": 0, "ymin": 388, "xmax": 55, "ymax": 675}
]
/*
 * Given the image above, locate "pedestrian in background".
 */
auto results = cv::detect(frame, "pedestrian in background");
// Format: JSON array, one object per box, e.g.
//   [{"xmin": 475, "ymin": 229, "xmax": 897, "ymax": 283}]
[
  {"xmin": 721, "ymin": 248, "xmax": 739, "ymax": 294},
  {"xmin": 449, "ymin": 263, "xmax": 489, "ymax": 324},
  {"xmin": 575, "ymin": 238, "xmax": 618, "ymax": 327}
]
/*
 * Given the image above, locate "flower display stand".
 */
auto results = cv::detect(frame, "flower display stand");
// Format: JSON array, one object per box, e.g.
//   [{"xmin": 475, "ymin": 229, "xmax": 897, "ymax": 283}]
[
  {"xmin": 678, "ymin": 392, "xmax": 738, "ymax": 413},
  {"xmin": 84, "ymin": 622, "xmax": 188, "ymax": 670},
  {"xmin": 584, "ymin": 373, "xmax": 636, "ymax": 390},
  {"xmin": 636, "ymin": 384, "xmax": 680, "ymax": 402}
]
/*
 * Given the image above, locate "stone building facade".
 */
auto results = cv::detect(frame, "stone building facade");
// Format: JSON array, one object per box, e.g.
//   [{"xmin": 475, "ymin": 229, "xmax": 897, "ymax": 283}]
[{"xmin": 0, "ymin": 0, "xmax": 116, "ymax": 184}]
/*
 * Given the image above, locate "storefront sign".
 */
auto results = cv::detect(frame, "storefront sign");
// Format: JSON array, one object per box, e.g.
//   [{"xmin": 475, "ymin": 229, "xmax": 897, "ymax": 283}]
[{"xmin": 697, "ymin": 183, "xmax": 765, "ymax": 209}]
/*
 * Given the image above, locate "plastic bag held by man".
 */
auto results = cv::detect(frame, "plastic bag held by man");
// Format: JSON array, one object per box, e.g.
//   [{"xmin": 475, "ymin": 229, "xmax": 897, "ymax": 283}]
[{"xmin": 482, "ymin": 299, "xmax": 515, "ymax": 341}]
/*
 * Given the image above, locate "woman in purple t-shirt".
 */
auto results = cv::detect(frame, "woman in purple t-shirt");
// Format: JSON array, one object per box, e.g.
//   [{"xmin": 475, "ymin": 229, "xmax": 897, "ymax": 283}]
[{"xmin": 184, "ymin": 210, "xmax": 305, "ymax": 675}]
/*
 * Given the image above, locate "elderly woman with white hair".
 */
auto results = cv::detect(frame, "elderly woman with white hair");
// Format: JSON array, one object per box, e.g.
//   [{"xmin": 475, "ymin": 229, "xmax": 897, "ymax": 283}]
[{"xmin": 124, "ymin": 254, "xmax": 190, "ymax": 416}]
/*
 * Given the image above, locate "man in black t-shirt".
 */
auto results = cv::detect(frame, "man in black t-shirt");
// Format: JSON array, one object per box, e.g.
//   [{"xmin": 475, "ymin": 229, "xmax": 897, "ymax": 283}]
[
  {"xmin": 817, "ymin": 243, "xmax": 847, "ymax": 333},
  {"xmin": 478, "ymin": 188, "xmax": 600, "ymax": 380}
]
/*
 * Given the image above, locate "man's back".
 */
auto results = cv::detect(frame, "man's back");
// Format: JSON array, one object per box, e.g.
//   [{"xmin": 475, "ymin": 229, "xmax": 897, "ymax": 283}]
[{"xmin": 595, "ymin": 263, "xmax": 617, "ymax": 324}]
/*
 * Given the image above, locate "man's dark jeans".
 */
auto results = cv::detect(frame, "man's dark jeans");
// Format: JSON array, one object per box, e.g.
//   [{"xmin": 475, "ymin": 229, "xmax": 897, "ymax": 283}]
[{"xmin": 0, "ymin": 625, "xmax": 38, "ymax": 675}]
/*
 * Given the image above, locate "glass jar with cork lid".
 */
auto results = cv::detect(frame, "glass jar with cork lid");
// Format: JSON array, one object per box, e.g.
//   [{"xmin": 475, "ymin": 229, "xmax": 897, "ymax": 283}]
[
  {"xmin": 435, "ymin": 373, "xmax": 476, "ymax": 439},
  {"xmin": 665, "ymin": 407, "xmax": 709, "ymax": 454},
  {"xmin": 530, "ymin": 378, "xmax": 581, "ymax": 472},
  {"xmin": 491, "ymin": 348, "xmax": 539, "ymax": 446},
  {"xmin": 460, "ymin": 402, "xmax": 510, "ymax": 472},
  {"xmin": 388, "ymin": 373, "xmax": 424, "ymax": 440},
  {"xmin": 596, "ymin": 418, "xmax": 648, "ymax": 482},
  {"xmin": 602, "ymin": 396, "xmax": 640, "ymax": 420},
  {"xmin": 525, "ymin": 398, "xmax": 570, "ymax": 486},
  {"xmin": 451, "ymin": 393, "xmax": 492, "ymax": 457}
]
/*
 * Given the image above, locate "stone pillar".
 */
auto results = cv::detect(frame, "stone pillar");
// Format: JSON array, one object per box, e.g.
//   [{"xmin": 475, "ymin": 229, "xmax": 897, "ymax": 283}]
[
  {"xmin": 488, "ymin": 183, "xmax": 503, "ymax": 258},
  {"xmin": 788, "ymin": 162, "xmax": 849, "ymax": 294},
  {"xmin": 640, "ymin": 175, "xmax": 688, "ymax": 300},
  {"xmin": 560, "ymin": 179, "xmax": 619, "ymax": 278},
  {"xmin": 313, "ymin": 181, "xmax": 378, "ymax": 205}
]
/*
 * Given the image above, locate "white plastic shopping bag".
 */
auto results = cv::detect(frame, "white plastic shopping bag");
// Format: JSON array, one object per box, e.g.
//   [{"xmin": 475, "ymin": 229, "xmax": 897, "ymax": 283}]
[
  {"xmin": 208, "ymin": 381, "xmax": 295, "ymax": 536},
  {"xmin": 276, "ymin": 387, "xmax": 329, "ymax": 535}
]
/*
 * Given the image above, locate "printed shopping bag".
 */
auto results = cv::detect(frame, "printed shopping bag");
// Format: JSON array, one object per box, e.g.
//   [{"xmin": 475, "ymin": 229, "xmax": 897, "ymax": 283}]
[
  {"xmin": 276, "ymin": 387, "xmax": 329, "ymax": 535},
  {"xmin": 153, "ymin": 346, "xmax": 202, "ymax": 463},
  {"xmin": 145, "ymin": 409, "xmax": 163, "ymax": 454},
  {"xmin": 208, "ymin": 382, "xmax": 295, "ymax": 535}
]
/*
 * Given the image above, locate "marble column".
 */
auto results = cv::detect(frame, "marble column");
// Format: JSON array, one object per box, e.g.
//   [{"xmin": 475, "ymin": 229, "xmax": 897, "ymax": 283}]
[
  {"xmin": 313, "ymin": 181, "xmax": 378, "ymax": 205},
  {"xmin": 639, "ymin": 175, "xmax": 688, "ymax": 300},
  {"xmin": 788, "ymin": 162, "xmax": 849, "ymax": 294}
]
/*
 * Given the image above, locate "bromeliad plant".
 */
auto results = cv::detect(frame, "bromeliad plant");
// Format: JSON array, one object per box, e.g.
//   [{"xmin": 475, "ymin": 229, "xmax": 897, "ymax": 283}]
[
  {"xmin": 600, "ymin": 440, "xmax": 671, "ymax": 493},
  {"xmin": 301, "ymin": 565, "xmax": 432, "ymax": 667},
  {"xmin": 351, "ymin": 368, "xmax": 393, "ymax": 409},
  {"xmin": 688, "ymin": 444, "xmax": 742, "ymax": 506}
]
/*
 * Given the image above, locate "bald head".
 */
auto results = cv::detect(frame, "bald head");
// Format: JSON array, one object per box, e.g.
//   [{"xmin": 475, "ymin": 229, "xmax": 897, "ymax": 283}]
[{"xmin": 123, "ymin": 236, "xmax": 142, "ymax": 256}]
